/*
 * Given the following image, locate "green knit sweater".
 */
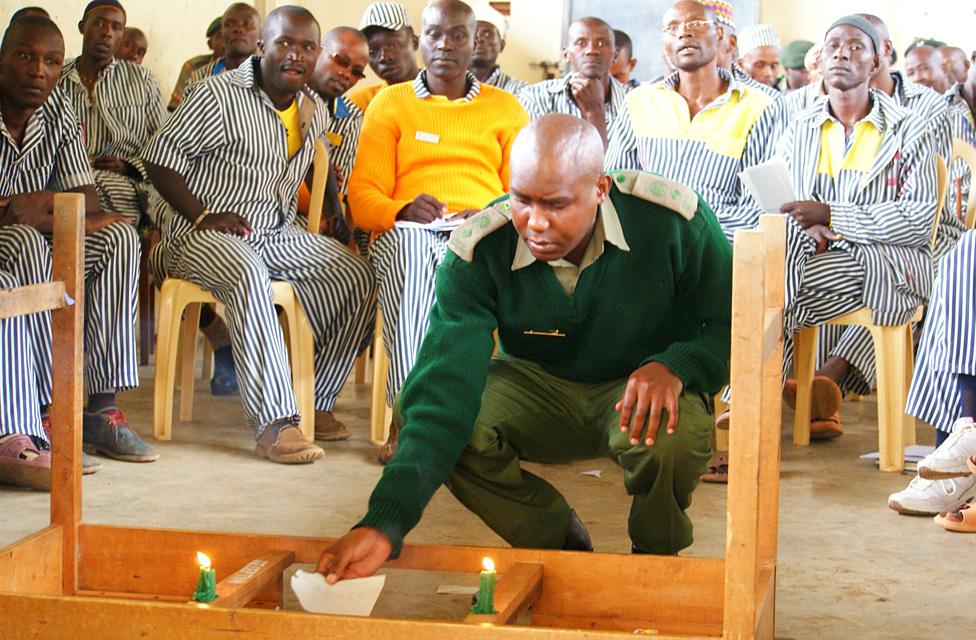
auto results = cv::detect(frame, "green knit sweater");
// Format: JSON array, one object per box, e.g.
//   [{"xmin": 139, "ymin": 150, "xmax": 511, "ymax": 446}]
[{"xmin": 357, "ymin": 177, "xmax": 733, "ymax": 554}]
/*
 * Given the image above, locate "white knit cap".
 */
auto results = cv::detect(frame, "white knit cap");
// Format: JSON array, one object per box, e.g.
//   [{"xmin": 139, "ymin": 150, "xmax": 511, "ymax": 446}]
[
  {"xmin": 738, "ymin": 24, "xmax": 780, "ymax": 55},
  {"xmin": 472, "ymin": 3, "xmax": 507, "ymax": 39}
]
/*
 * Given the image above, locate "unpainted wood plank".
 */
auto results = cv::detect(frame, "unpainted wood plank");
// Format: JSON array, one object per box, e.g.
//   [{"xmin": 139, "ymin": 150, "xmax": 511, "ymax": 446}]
[
  {"xmin": 211, "ymin": 551, "xmax": 294, "ymax": 609},
  {"xmin": 463, "ymin": 562, "xmax": 542, "ymax": 626},
  {"xmin": 49, "ymin": 194, "xmax": 86, "ymax": 596},
  {"xmin": 78, "ymin": 525, "xmax": 725, "ymax": 629},
  {"xmin": 0, "ymin": 282, "xmax": 66, "ymax": 319},
  {"xmin": 753, "ymin": 566, "xmax": 776, "ymax": 640},
  {"xmin": 0, "ymin": 526, "xmax": 62, "ymax": 595},
  {"xmin": 0, "ymin": 592, "xmax": 717, "ymax": 640},
  {"xmin": 531, "ymin": 613, "xmax": 723, "ymax": 637}
]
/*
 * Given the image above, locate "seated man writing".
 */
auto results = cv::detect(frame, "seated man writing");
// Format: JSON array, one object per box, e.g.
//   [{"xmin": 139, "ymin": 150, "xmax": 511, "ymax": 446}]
[{"xmin": 318, "ymin": 114, "xmax": 732, "ymax": 577}]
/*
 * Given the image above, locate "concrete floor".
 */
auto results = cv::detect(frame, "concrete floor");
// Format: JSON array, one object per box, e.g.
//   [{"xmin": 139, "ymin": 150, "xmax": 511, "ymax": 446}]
[{"xmin": 0, "ymin": 363, "xmax": 970, "ymax": 639}]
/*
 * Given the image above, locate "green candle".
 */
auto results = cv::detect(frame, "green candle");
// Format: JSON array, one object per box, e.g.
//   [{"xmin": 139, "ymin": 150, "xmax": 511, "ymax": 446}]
[
  {"xmin": 471, "ymin": 557, "xmax": 496, "ymax": 614},
  {"xmin": 191, "ymin": 552, "xmax": 217, "ymax": 603}
]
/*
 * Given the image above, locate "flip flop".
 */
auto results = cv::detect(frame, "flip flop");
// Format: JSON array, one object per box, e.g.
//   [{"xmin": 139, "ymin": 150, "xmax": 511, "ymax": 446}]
[
  {"xmin": 701, "ymin": 452, "xmax": 728, "ymax": 483},
  {"xmin": 0, "ymin": 434, "xmax": 52, "ymax": 491},
  {"xmin": 935, "ymin": 503, "xmax": 976, "ymax": 533}
]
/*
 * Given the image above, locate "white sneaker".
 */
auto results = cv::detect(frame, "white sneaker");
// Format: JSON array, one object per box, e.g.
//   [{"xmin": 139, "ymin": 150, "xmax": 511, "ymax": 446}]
[
  {"xmin": 918, "ymin": 417, "xmax": 976, "ymax": 479},
  {"xmin": 888, "ymin": 474, "xmax": 976, "ymax": 515}
]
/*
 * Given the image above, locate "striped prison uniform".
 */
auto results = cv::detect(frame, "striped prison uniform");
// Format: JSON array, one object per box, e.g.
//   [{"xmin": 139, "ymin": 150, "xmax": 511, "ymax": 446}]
[
  {"xmin": 483, "ymin": 66, "xmax": 527, "ymax": 95},
  {"xmin": 905, "ymin": 230, "xmax": 976, "ymax": 433},
  {"xmin": 348, "ymin": 71, "xmax": 527, "ymax": 405},
  {"xmin": 144, "ymin": 56, "xmax": 376, "ymax": 433},
  {"xmin": 517, "ymin": 73, "xmax": 629, "ymax": 131},
  {"xmin": 775, "ymin": 91, "xmax": 937, "ymax": 392},
  {"xmin": 0, "ymin": 86, "xmax": 141, "ymax": 401},
  {"xmin": 816, "ymin": 74, "xmax": 961, "ymax": 394},
  {"xmin": 945, "ymin": 83, "xmax": 976, "ymax": 234},
  {"xmin": 604, "ymin": 68, "xmax": 776, "ymax": 242},
  {"xmin": 59, "ymin": 58, "xmax": 166, "ymax": 225},
  {"xmin": 187, "ymin": 58, "xmax": 226, "ymax": 85},
  {"xmin": 764, "ymin": 81, "xmax": 824, "ymax": 159},
  {"xmin": 732, "ymin": 62, "xmax": 782, "ymax": 99},
  {"xmin": 0, "ymin": 266, "xmax": 46, "ymax": 442},
  {"xmin": 325, "ymin": 95, "xmax": 363, "ymax": 198}
]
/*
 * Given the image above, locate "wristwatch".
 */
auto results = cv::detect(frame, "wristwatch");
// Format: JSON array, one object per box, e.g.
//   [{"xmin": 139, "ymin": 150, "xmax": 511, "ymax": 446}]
[{"xmin": 192, "ymin": 209, "xmax": 213, "ymax": 228}]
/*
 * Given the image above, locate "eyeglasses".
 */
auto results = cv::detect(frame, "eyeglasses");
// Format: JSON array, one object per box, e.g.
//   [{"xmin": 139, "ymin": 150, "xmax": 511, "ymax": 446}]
[
  {"xmin": 330, "ymin": 52, "xmax": 367, "ymax": 79},
  {"xmin": 661, "ymin": 19, "xmax": 714, "ymax": 35}
]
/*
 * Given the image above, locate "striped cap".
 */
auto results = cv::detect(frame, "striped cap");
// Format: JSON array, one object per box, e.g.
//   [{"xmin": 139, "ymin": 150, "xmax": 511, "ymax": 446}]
[
  {"xmin": 359, "ymin": 2, "xmax": 411, "ymax": 31},
  {"xmin": 738, "ymin": 24, "xmax": 780, "ymax": 55},
  {"xmin": 696, "ymin": 0, "xmax": 734, "ymax": 31},
  {"xmin": 473, "ymin": 3, "xmax": 508, "ymax": 39}
]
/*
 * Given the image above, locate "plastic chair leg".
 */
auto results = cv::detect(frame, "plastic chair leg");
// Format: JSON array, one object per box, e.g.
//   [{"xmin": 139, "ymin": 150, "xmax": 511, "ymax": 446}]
[
  {"xmin": 369, "ymin": 310, "xmax": 390, "ymax": 445},
  {"xmin": 178, "ymin": 303, "xmax": 202, "ymax": 422},
  {"xmin": 871, "ymin": 325, "xmax": 907, "ymax": 472},
  {"xmin": 792, "ymin": 327, "xmax": 818, "ymax": 446},
  {"xmin": 153, "ymin": 282, "xmax": 184, "ymax": 441}
]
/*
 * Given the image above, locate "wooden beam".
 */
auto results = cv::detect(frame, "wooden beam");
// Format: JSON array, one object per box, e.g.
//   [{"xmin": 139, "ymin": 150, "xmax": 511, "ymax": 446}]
[
  {"xmin": 0, "ymin": 592, "xmax": 716, "ymax": 640},
  {"xmin": 77, "ymin": 525, "xmax": 725, "ymax": 630},
  {"xmin": 211, "ymin": 551, "xmax": 294, "ymax": 609},
  {"xmin": 49, "ymin": 193, "xmax": 85, "ymax": 596},
  {"xmin": 0, "ymin": 282, "xmax": 66, "ymax": 319},
  {"xmin": 463, "ymin": 562, "xmax": 542, "ymax": 626},
  {"xmin": 0, "ymin": 526, "xmax": 62, "ymax": 595}
]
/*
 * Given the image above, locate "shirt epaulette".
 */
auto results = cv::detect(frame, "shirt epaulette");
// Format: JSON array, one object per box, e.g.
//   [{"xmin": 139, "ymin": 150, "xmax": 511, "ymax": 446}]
[
  {"xmin": 447, "ymin": 198, "xmax": 513, "ymax": 262},
  {"xmin": 609, "ymin": 171, "xmax": 698, "ymax": 220}
]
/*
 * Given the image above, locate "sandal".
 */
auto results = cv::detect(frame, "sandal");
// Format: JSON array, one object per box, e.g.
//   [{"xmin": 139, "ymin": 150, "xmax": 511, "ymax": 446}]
[
  {"xmin": 701, "ymin": 452, "xmax": 728, "ymax": 484},
  {"xmin": 0, "ymin": 434, "xmax": 52, "ymax": 491},
  {"xmin": 934, "ymin": 503, "xmax": 976, "ymax": 533}
]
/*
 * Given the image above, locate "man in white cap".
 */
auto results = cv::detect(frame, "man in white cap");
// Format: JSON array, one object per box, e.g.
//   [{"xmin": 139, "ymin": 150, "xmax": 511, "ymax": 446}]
[
  {"xmin": 469, "ymin": 2, "xmax": 525, "ymax": 94},
  {"xmin": 348, "ymin": 2, "xmax": 420, "ymax": 111},
  {"xmin": 737, "ymin": 23, "xmax": 781, "ymax": 90}
]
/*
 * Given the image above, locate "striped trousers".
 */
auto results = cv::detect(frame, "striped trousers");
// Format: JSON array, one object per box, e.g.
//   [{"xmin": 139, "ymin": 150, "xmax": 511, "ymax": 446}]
[
  {"xmin": 906, "ymin": 230, "xmax": 976, "ymax": 434},
  {"xmin": 163, "ymin": 225, "xmax": 376, "ymax": 431},
  {"xmin": 369, "ymin": 227, "xmax": 450, "ymax": 406},
  {"xmin": 93, "ymin": 169, "xmax": 158, "ymax": 225},
  {"xmin": 0, "ymin": 269, "xmax": 45, "ymax": 442},
  {"xmin": 0, "ymin": 222, "xmax": 140, "ymax": 399}
]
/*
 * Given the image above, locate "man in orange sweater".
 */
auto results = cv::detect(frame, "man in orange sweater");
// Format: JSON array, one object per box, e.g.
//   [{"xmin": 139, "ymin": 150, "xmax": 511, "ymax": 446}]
[{"xmin": 347, "ymin": 0, "xmax": 528, "ymax": 464}]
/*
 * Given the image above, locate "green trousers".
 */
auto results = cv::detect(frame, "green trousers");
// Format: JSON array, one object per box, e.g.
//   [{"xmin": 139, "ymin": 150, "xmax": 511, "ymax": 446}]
[{"xmin": 428, "ymin": 355, "xmax": 714, "ymax": 555}]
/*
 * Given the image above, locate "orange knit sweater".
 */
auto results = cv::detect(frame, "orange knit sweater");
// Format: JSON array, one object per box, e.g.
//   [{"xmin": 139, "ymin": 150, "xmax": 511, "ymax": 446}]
[{"xmin": 347, "ymin": 82, "xmax": 529, "ymax": 233}]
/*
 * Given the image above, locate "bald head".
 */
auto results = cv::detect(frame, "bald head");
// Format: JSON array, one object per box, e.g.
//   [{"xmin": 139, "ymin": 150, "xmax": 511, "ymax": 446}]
[
  {"xmin": 323, "ymin": 26, "xmax": 366, "ymax": 48},
  {"xmin": 422, "ymin": 0, "xmax": 476, "ymax": 30},
  {"xmin": 856, "ymin": 13, "xmax": 894, "ymax": 68},
  {"xmin": 941, "ymin": 46, "xmax": 970, "ymax": 85},
  {"xmin": 263, "ymin": 5, "xmax": 319, "ymax": 41},
  {"xmin": 906, "ymin": 44, "xmax": 949, "ymax": 93},
  {"xmin": 511, "ymin": 115, "xmax": 604, "ymax": 181}
]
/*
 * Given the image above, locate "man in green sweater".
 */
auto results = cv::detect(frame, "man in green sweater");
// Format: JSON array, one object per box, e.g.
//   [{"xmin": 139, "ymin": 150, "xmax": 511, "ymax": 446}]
[{"xmin": 318, "ymin": 114, "xmax": 732, "ymax": 579}]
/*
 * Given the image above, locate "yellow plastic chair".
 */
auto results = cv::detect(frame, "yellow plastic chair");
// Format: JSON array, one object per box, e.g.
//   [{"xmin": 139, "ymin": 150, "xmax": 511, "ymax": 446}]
[
  {"xmin": 792, "ymin": 156, "xmax": 948, "ymax": 472},
  {"xmin": 368, "ymin": 309, "xmax": 392, "ymax": 445},
  {"xmin": 951, "ymin": 136, "xmax": 976, "ymax": 229},
  {"xmin": 153, "ymin": 140, "xmax": 332, "ymax": 441}
]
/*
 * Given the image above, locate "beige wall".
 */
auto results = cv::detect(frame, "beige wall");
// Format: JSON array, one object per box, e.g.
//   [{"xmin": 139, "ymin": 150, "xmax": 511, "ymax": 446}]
[{"xmin": 2, "ymin": 0, "xmax": 970, "ymax": 101}]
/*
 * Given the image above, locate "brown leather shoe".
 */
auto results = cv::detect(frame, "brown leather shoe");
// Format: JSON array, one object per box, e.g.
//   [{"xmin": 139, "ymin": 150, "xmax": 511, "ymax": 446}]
[
  {"xmin": 255, "ymin": 424, "xmax": 324, "ymax": 464},
  {"xmin": 783, "ymin": 376, "xmax": 843, "ymax": 419},
  {"xmin": 376, "ymin": 420, "xmax": 398, "ymax": 465},
  {"xmin": 314, "ymin": 411, "xmax": 350, "ymax": 441},
  {"xmin": 810, "ymin": 411, "xmax": 843, "ymax": 440}
]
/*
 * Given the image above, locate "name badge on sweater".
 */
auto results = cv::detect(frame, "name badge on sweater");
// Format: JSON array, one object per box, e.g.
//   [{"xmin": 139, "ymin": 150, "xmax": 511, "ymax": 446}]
[{"xmin": 415, "ymin": 131, "xmax": 440, "ymax": 144}]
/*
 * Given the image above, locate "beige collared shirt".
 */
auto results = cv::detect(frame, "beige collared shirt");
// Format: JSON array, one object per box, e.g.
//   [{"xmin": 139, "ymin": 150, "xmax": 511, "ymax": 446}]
[{"xmin": 511, "ymin": 198, "xmax": 630, "ymax": 294}]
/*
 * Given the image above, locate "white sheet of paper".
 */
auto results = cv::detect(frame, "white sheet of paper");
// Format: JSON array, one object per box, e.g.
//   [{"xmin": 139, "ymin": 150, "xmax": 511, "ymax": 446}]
[
  {"xmin": 394, "ymin": 216, "xmax": 465, "ymax": 233},
  {"xmin": 738, "ymin": 158, "xmax": 797, "ymax": 214},
  {"xmin": 290, "ymin": 570, "xmax": 386, "ymax": 616},
  {"xmin": 581, "ymin": 469, "xmax": 603, "ymax": 478},
  {"xmin": 858, "ymin": 445, "xmax": 934, "ymax": 464},
  {"xmin": 435, "ymin": 584, "xmax": 479, "ymax": 595}
]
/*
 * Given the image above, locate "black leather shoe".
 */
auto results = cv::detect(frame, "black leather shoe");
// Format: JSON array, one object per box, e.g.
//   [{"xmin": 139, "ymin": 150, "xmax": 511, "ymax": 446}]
[
  {"xmin": 83, "ymin": 411, "xmax": 159, "ymax": 462},
  {"xmin": 561, "ymin": 509, "xmax": 593, "ymax": 551},
  {"xmin": 210, "ymin": 346, "xmax": 239, "ymax": 396}
]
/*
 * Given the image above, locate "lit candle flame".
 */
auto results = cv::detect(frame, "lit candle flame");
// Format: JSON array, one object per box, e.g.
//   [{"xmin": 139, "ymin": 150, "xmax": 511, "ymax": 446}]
[
  {"xmin": 196, "ymin": 552, "xmax": 211, "ymax": 569},
  {"xmin": 482, "ymin": 557, "xmax": 495, "ymax": 572}
]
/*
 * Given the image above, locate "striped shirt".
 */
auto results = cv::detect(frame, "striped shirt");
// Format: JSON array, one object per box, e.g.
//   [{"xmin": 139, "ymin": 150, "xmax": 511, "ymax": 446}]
[
  {"xmin": 517, "ymin": 74, "xmax": 628, "ymax": 125},
  {"xmin": 482, "ymin": 66, "xmax": 527, "ymax": 95},
  {"xmin": 325, "ymin": 95, "xmax": 363, "ymax": 196},
  {"xmin": 945, "ymin": 83, "xmax": 976, "ymax": 229},
  {"xmin": 605, "ymin": 68, "xmax": 775, "ymax": 241},
  {"xmin": 58, "ymin": 58, "xmax": 166, "ymax": 179},
  {"xmin": 765, "ymin": 81, "xmax": 824, "ymax": 157},
  {"xmin": 143, "ymin": 56, "xmax": 330, "ymax": 244},
  {"xmin": 0, "ymin": 86, "xmax": 94, "ymax": 197},
  {"xmin": 732, "ymin": 62, "xmax": 781, "ymax": 99},
  {"xmin": 773, "ymin": 89, "xmax": 937, "ymax": 325},
  {"xmin": 413, "ymin": 69, "xmax": 481, "ymax": 101},
  {"xmin": 187, "ymin": 58, "xmax": 227, "ymax": 85}
]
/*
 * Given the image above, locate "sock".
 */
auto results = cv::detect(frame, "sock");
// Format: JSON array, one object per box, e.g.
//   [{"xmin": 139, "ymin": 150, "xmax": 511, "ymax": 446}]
[
  {"xmin": 958, "ymin": 374, "xmax": 976, "ymax": 419},
  {"xmin": 40, "ymin": 405, "xmax": 50, "ymax": 419},
  {"xmin": 199, "ymin": 306, "xmax": 231, "ymax": 350},
  {"xmin": 87, "ymin": 393, "xmax": 118, "ymax": 415}
]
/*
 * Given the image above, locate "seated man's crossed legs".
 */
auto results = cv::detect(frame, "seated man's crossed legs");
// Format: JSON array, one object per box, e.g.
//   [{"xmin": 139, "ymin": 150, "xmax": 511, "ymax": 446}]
[
  {"xmin": 165, "ymin": 225, "xmax": 376, "ymax": 463},
  {"xmin": 369, "ymin": 226, "xmax": 451, "ymax": 462},
  {"xmin": 440, "ymin": 355, "xmax": 714, "ymax": 556}
]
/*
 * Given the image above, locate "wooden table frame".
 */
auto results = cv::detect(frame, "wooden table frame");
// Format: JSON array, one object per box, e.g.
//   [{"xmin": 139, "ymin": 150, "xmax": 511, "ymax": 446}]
[{"xmin": 0, "ymin": 196, "xmax": 786, "ymax": 639}]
